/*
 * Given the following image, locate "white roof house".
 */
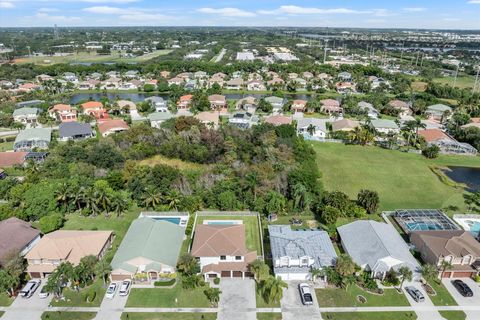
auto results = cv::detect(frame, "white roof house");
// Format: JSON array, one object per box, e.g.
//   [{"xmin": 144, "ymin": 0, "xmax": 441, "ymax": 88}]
[{"xmin": 296, "ymin": 118, "xmax": 328, "ymax": 141}]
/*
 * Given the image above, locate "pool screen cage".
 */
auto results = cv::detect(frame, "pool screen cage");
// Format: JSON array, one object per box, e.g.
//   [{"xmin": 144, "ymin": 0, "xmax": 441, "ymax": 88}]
[{"xmin": 393, "ymin": 209, "xmax": 460, "ymax": 233}]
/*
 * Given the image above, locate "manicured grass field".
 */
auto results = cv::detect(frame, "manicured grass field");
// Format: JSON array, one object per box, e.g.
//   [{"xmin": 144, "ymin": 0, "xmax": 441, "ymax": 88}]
[
  {"xmin": 439, "ymin": 311, "xmax": 467, "ymax": 320},
  {"xmin": 41, "ymin": 311, "xmax": 96, "ymax": 320},
  {"xmin": 0, "ymin": 293, "xmax": 13, "ymax": 307},
  {"xmin": 195, "ymin": 214, "xmax": 263, "ymax": 255},
  {"xmin": 313, "ymin": 143, "xmax": 480, "ymax": 212},
  {"xmin": 322, "ymin": 312, "xmax": 417, "ymax": 320},
  {"xmin": 50, "ymin": 279, "xmax": 106, "ymax": 307},
  {"xmin": 121, "ymin": 313, "xmax": 217, "ymax": 320},
  {"xmin": 427, "ymin": 281, "xmax": 458, "ymax": 306},
  {"xmin": 256, "ymin": 284, "xmax": 281, "ymax": 308},
  {"xmin": 315, "ymin": 286, "xmax": 410, "ymax": 307},
  {"xmin": 433, "ymin": 75, "xmax": 476, "ymax": 89},
  {"xmin": 126, "ymin": 283, "xmax": 211, "ymax": 308},
  {"xmin": 257, "ymin": 313, "xmax": 282, "ymax": 320}
]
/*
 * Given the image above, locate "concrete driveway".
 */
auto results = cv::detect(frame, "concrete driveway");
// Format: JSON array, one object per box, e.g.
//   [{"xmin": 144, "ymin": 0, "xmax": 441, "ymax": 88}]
[
  {"xmin": 402, "ymin": 281, "xmax": 444, "ymax": 320},
  {"xmin": 281, "ymin": 281, "xmax": 322, "ymax": 320},
  {"xmin": 218, "ymin": 278, "xmax": 256, "ymax": 320},
  {"xmin": 95, "ymin": 282, "xmax": 128, "ymax": 320},
  {"xmin": 2, "ymin": 281, "xmax": 52, "ymax": 320},
  {"xmin": 442, "ymin": 278, "xmax": 480, "ymax": 320}
]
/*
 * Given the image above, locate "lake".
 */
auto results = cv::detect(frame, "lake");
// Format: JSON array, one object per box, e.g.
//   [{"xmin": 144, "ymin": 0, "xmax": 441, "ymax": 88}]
[{"xmin": 442, "ymin": 166, "xmax": 480, "ymax": 192}]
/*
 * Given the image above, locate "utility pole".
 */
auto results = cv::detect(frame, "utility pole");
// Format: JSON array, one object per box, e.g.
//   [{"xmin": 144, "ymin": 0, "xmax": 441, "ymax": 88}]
[{"xmin": 453, "ymin": 63, "xmax": 460, "ymax": 88}]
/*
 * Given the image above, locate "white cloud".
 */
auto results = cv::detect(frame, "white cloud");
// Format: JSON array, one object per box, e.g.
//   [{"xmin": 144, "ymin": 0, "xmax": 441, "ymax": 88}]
[
  {"xmin": 371, "ymin": 9, "xmax": 396, "ymax": 17},
  {"xmin": 35, "ymin": 12, "xmax": 82, "ymax": 23},
  {"xmin": 443, "ymin": 18, "xmax": 461, "ymax": 21},
  {"xmin": 82, "ymin": 6, "xmax": 128, "ymax": 14},
  {"xmin": 197, "ymin": 7, "xmax": 256, "ymax": 17},
  {"xmin": 0, "ymin": 1, "xmax": 14, "ymax": 8},
  {"xmin": 403, "ymin": 7, "xmax": 426, "ymax": 12},
  {"xmin": 258, "ymin": 5, "xmax": 370, "ymax": 15},
  {"xmin": 467, "ymin": 0, "xmax": 480, "ymax": 4},
  {"xmin": 38, "ymin": 8, "xmax": 60, "ymax": 13}
]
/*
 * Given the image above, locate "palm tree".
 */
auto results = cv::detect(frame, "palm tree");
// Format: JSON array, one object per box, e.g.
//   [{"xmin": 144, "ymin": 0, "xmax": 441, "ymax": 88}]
[
  {"xmin": 421, "ymin": 264, "xmax": 438, "ymax": 283},
  {"xmin": 249, "ymin": 259, "xmax": 270, "ymax": 284},
  {"xmin": 203, "ymin": 287, "xmax": 221, "ymax": 307},
  {"xmin": 262, "ymin": 276, "xmax": 288, "ymax": 305},
  {"xmin": 165, "ymin": 190, "xmax": 181, "ymax": 210},
  {"xmin": 142, "ymin": 187, "xmax": 161, "ymax": 210},
  {"xmin": 439, "ymin": 260, "xmax": 453, "ymax": 279},
  {"xmin": 245, "ymin": 172, "xmax": 259, "ymax": 201},
  {"xmin": 94, "ymin": 260, "xmax": 111, "ymax": 287},
  {"xmin": 293, "ymin": 183, "xmax": 309, "ymax": 213},
  {"xmin": 397, "ymin": 266, "xmax": 413, "ymax": 291},
  {"xmin": 55, "ymin": 182, "xmax": 71, "ymax": 212},
  {"xmin": 341, "ymin": 275, "xmax": 356, "ymax": 291},
  {"xmin": 306, "ymin": 124, "xmax": 316, "ymax": 136},
  {"xmin": 94, "ymin": 187, "xmax": 112, "ymax": 213},
  {"xmin": 310, "ymin": 268, "xmax": 325, "ymax": 284},
  {"xmin": 111, "ymin": 193, "xmax": 129, "ymax": 217}
]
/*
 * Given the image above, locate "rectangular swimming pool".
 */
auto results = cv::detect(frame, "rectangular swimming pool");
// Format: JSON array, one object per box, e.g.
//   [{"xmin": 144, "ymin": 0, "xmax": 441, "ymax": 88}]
[
  {"xmin": 152, "ymin": 217, "xmax": 181, "ymax": 225},
  {"xmin": 203, "ymin": 220, "xmax": 243, "ymax": 225}
]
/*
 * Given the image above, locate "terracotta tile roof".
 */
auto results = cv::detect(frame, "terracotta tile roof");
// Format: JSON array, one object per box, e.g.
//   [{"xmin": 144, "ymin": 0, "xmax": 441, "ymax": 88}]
[
  {"xmin": 389, "ymin": 99, "xmax": 409, "ymax": 109},
  {"xmin": 179, "ymin": 95, "xmax": 193, "ymax": 101},
  {"xmin": 49, "ymin": 104, "xmax": 73, "ymax": 112},
  {"xmin": 264, "ymin": 115, "xmax": 292, "ymax": 126},
  {"xmin": 98, "ymin": 119, "xmax": 129, "ymax": 135},
  {"xmin": 418, "ymin": 129, "xmax": 452, "ymax": 143},
  {"xmin": 0, "ymin": 151, "xmax": 28, "ymax": 167},
  {"xmin": 320, "ymin": 99, "xmax": 340, "ymax": 107},
  {"xmin": 0, "ymin": 217, "xmax": 40, "ymax": 265},
  {"xmin": 81, "ymin": 101, "xmax": 103, "ymax": 110},
  {"xmin": 191, "ymin": 224, "xmax": 248, "ymax": 257}
]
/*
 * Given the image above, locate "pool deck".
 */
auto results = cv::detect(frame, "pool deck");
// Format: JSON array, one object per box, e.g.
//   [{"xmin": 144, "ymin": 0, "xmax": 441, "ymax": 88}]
[{"xmin": 453, "ymin": 214, "xmax": 480, "ymax": 233}]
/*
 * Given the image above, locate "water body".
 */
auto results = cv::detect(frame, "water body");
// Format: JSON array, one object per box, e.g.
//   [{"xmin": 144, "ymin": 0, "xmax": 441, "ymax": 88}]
[
  {"xmin": 442, "ymin": 166, "xmax": 480, "ymax": 192},
  {"xmin": 70, "ymin": 92, "xmax": 313, "ymax": 104}
]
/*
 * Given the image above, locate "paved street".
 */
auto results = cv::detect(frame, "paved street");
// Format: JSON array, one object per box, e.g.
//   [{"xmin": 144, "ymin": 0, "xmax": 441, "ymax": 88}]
[
  {"xmin": 217, "ymin": 278, "xmax": 256, "ymax": 320},
  {"xmin": 2, "ymin": 281, "xmax": 52, "ymax": 320},
  {"xmin": 442, "ymin": 278, "xmax": 480, "ymax": 320},
  {"xmin": 281, "ymin": 281, "xmax": 322, "ymax": 320}
]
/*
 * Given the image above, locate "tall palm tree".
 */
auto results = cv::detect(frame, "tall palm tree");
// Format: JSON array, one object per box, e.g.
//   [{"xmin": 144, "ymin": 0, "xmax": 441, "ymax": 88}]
[
  {"xmin": 165, "ymin": 190, "xmax": 181, "ymax": 210},
  {"xmin": 306, "ymin": 124, "xmax": 316, "ymax": 136},
  {"xmin": 310, "ymin": 268, "xmax": 325, "ymax": 283},
  {"xmin": 439, "ymin": 260, "xmax": 453, "ymax": 279},
  {"xmin": 397, "ymin": 266, "xmax": 413, "ymax": 291},
  {"xmin": 55, "ymin": 183, "xmax": 71, "ymax": 212},
  {"xmin": 421, "ymin": 264, "xmax": 438, "ymax": 283},
  {"xmin": 245, "ymin": 172, "xmax": 259, "ymax": 201},
  {"xmin": 94, "ymin": 260, "xmax": 112, "ymax": 287},
  {"xmin": 262, "ymin": 276, "xmax": 288, "ymax": 304},
  {"xmin": 293, "ymin": 183, "xmax": 310, "ymax": 213},
  {"xmin": 142, "ymin": 187, "xmax": 161, "ymax": 210},
  {"xmin": 203, "ymin": 287, "xmax": 221, "ymax": 307},
  {"xmin": 94, "ymin": 187, "xmax": 112, "ymax": 213},
  {"xmin": 249, "ymin": 259, "xmax": 270, "ymax": 284},
  {"xmin": 111, "ymin": 193, "xmax": 129, "ymax": 217}
]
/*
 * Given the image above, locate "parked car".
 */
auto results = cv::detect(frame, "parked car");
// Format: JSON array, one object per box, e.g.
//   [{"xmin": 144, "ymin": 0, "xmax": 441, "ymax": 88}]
[
  {"xmin": 405, "ymin": 286, "xmax": 425, "ymax": 302},
  {"xmin": 119, "ymin": 280, "xmax": 131, "ymax": 296},
  {"xmin": 298, "ymin": 283, "xmax": 313, "ymax": 305},
  {"xmin": 38, "ymin": 286, "xmax": 49, "ymax": 299},
  {"xmin": 19, "ymin": 280, "xmax": 41, "ymax": 298},
  {"xmin": 451, "ymin": 280, "xmax": 473, "ymax": 297},
  {"xmin": 105, "ymin": 282, "xmax": 118, "ymax": 299}
]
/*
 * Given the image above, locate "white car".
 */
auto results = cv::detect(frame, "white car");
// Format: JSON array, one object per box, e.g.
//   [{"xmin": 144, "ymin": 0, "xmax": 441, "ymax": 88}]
[
  {"xmin": 105, "ymin": 282, "xmax": 117, "ymax": 299},
  {"xmin": 298, "ymin": 283, "xmax": 313, "ymax": 305},
  {"xmin": 119, "ymin": 280, "xmax": 131, "ymax": 296},
  {"xmin": 38, "ymin": 286, "xmax": 50, "ymax": 299},
  {"xmin": 19, "ymin": 280, "xmax": 41, "ymax": 298}
]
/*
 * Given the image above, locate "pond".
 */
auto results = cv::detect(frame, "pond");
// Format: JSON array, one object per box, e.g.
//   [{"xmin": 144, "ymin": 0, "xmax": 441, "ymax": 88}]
[
  {"xmin": 70, "ymin": 92, "xmax": 315, "ymax": 104},
  {"xmin": 442, "ymin": 166, "xmax": 480, "ymax": 192}
]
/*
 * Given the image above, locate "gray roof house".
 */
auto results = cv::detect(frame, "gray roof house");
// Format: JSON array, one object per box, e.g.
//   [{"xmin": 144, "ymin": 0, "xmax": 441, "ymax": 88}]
[
  {"xmin": 268, "ymin": 225, "xmax": 337, "ymax": 281},
  {"xmin": 426, "ymin": 104, "xmax": 452, "ymax": 122},
  {"xmin": 145, "ymin": 96, "xmax": 168, "ymax": 112},
  {"xmin": 12, "ymin": 107, "xmax": 39, "ymax": 126},
  {"xmin": 337, "ymin": 220, "xmax": 421, "ymax": 280},
  {"xmin": 148, "ymin": 112, "xmax": 173, "ymax": 128},
  {"xmin": 265, "ymin": 96, "xmax": 285, "ymax": 113},
  {"xmin": 358, "ymin": 101, "xmax": 379, "ymax": 119},
  {"xmin": 59, "ymin": 122, "xmax": 94, "ymax": 141},
  {"xmin": 296, "ymin": 118, "xmax": 328, "ymax": 141},
  {"xmin": 371, "ymin": 119, "xmax": 400, "ymax": 135},
  {"xmin": 14, "ymin": 128, "xmax": 52, "ymax": 152}
]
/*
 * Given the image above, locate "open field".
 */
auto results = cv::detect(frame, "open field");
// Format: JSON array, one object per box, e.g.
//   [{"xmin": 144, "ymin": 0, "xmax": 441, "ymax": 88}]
[
  {"xmin": 138, "ymin": 155, "xmax": 209, "ymax": 173},
  {"xmin": 41, "ymin": 311, "xmax": 96, "ymax": 320},
  {"xmin": 313, "ymin": 143, "xmax": 480, "ymax": 212},
  {"xmin": 121, "ymin": 313, "xmax": 217, "ymax": 320},
  {"xmin": 15, "ymin": 50, "xmax": 172, "ymax": 65},
  {"xmin": 322, "ymin": 312, "xmax": 417, "ymax": 320},
  {"xmin": 315, "ymin": 286, "xmax": 410, "ymax": 307},
  {"xmin": 433, "ymin": 75, "xmax": 476, "ymax": 89}
]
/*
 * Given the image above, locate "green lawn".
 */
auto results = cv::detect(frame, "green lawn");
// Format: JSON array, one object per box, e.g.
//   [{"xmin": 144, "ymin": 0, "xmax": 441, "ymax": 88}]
[
  {"xmin": 439, "ymin": 311, "xmax": 467, "ymax": 320},
  {"xmin": 126, "ymin": 283, "xmax": 211, "ymax": 308},
  {"xmin": 50, "ymin": 279, "xmax": 106, "ymax": 307},
  {"xmin": 41, "ymin": 312, "xmax": 96, "ymax": 320},
  {"xmin": 0, "ymin": 311, "xmax": 4, "ymax": 318},
  {"xmin": 428, "ymin": 281, "xmax": 458, "ymax": 306},
  {"xmin": 256, "ymin": 284, "xmax": 281, "ymax": 308},
  {"xmin": 195, "ymin": 214, "xmax": 263, "ymax": 255},
  {"xmin": 0, "ymin": 293, "xmax": 13, "ymax": 307},
  {"xmin": 121, "ymin": 313, "xmax": 217, "ymax": 320},
  {"xmin": 257, "ymin": 313, "xmax": 282, "ymax": 320},
  {"xmin": 322, "ymin": 312, "xmax": 417, "ymax": 320},
  {"xmin": 0, "ymin": 140, "xmax": 13, "ymax": 152},
  {"xmin": 433, "ymin": 75, "xmax": 476, "ymax": 89},
  {"xmin": 316, "ymin": 286, "xmax": 410, "ymax": 307},
  {"xmin": 313, "ymin": 143, "xmax": 480, "ymax": 212}
]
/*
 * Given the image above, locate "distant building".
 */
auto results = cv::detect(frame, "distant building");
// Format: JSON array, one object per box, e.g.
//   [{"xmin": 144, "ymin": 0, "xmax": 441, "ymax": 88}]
[
  {"xmin": 59, "ymin": 122, "xmax": 94, "ymax": 141},
  {"xmin": 14, "ymin": 128, "xmax": 52, "ymax": 152}
]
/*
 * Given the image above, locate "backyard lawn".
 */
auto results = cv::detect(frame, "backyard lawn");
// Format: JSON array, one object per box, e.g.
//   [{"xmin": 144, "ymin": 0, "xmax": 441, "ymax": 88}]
[
  {"xmin": 0, "ymin": 140, "xmax": 13, "ymax": 152},
  {"xmin": 0, "ymin": 293, "xmax": 13, "ymax": 307},
  {"xmin": 427, "ymin": 281, "xmax": 458, "ymax": 306},
  {"xmin": 195, "ymin": 214, "xmax": 263, "ymax": 256},
  {"xmin": 126, "ymin": 283, "xmax": 211, "ymax": 308},
  {"xmin": 257, "ymin": 313, "xmax": 282, "ymax": 320},
  {"xmin": 120, "ymin": 313, "xmax": 217, "ymax": 320},
  {"xmin": 315, "ymin": 286, "xmax": 410, "ymax": 307},
  {"xmin": 322, "ymin": 312, "xmax": 417, "ymax": 320},
  {"xmin": 313, "ymin": 143, "xmax": 480, "ymax": 212},
  {"xmin": 438, "ymin": 311, "xmax": 467, "ymax": 320},
  {"xmin": 50, "ymin": 279, "xmax": 106, "ymax": 307},
  {"xmin": 41, "ymin": 311, "xmax": 96, "ymax": 320}
]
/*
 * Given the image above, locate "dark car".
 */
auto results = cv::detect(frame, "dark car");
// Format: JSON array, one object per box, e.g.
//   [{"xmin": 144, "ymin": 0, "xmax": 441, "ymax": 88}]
[{"xmin": 451, "ymin": 280, "xmax": 473, "ymax": 297}]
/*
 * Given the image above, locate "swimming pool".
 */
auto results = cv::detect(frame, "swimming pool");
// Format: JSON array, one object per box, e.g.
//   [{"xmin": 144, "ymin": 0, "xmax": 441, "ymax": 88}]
[
  {"xmin": 406, "ymin": 222, "xmax": 443, "ymax": 231},
  {"xmin": 453, "ymin": 215, "xmax": 480, "ymax": 237},
  {"xmin": 203, "ymin": 220, "xmax": 243, "ymax": 225},
  {"xmin": 152, "ymin": 217, "xmax": 181, "ymax": 225}
]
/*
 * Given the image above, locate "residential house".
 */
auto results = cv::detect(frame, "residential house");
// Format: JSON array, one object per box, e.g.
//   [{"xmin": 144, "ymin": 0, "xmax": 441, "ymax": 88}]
[
  {"xmin": 338, "ymin": 71, "xmax": 352, "ymax": 82},
  {"xmin": 410, "ymin": 230, "xmax": 480, "ymax": 278},
  {"xmin": 194, "ymin": 71, "xmax": 208, "ymax": 79},
  {"xmin": 63, "ymin": 72, "xmax": 78, "ymax": 83},
  {"xmin": 177, "ymin": 95, "xmax": 193, "ymax": 111},
  {"xmin": 358, "ymin": 101, "xmax": 379, "ymax": 119},
  {"xmin": 101, "ymin": 77, "xmax": 121, "ymax": 90},
  {"xmin": 168, "ymin": 77, "xmax": 184, "ymax": 87},
  {"xmin": 0, "ymin": 152, "xmax": 29, "ymax": 167},
  {"xmin": 195, "ymin": 111, "xmax": 220, "ymax": 129},
  {"xmin": 59, "ymin": 122, "xmax": 94, "ymax": 141},
  {"xmin": 264, "ymin": 96, "xmax": 285, "ymax": 113},
  {"xmin": 0, "ymin": 217, "xmax": 41, "ymax": 266},
  {"xmin": 338, "ymin": 220, "xmax": 420, "ymax": 280},
  {"xmin": 267, "ymin": 78, "xmax": 285, "ymax": 89},
  {"xmin": 148, "ymin": 112, "xmax": 173, "ymax": 129},
  {"xmin": 98, "ymin": 119, "xmax": 129, "ymax": 137},
  {"xmin": 226, "ymin": 78, "xmax": 244, "ymax": 90},
  {"xmin": 191, "ymin": 224, "xmax": 257, "ymax": 279},
  {"xmin": 229, "ymin": 112, "xmax": 258, "ymax": 129},
  {"xmin": 296, "ymin": 118, "xmax": 328, "ymax": 141},
  {"xmin": 110, "ymin": 217, "xmax": 184, "ymax": 282},
  {"xmin": 208, "ymin": 95, "xmax": 227, "ymax": 110},
  {"xmin": 336, "ymin": 82, "xmax": 356, "ymax": 94},
  {"xmin": 264, "ymin": 114, "xmax": 292, "ymax": 126},
  {"xmin": 48, "ymin": 104, "xmax": 77, "ymax": 122},
  {"xmin": 426, "ymin": 104, "xmax": 452, "ymax": 123},
  {"xmin": 292, "ymin": 78, "xmax": 307, "ymax": 91},
  {"xmin": 36, "ymin": 74, "xmax": 53, "ymax": 82},
  {"xmin": 124, "ymin": 70, "xmax": 139, "ymax": 79},
  {"xmin": 145, "ymin": 96, "xmax": 168, "ymax": 112},
  {"xmin": 12, "ymin": 107, "xmax": 39, "ymax": 127},
  {"xmin": 371, "ymin": 119, "xmax": 400, "ymax": 135},
  {"xmin": 18, "ymin": 83, "xmax": 40, "ymax": 92},
  {"xmin": 320, "ymin": 99, "xmax": 343, "ymax": 115},
  {"xmin": 302, "ymin": 72, "xmax": 314, "ymax": 80},
  {"xmin": 291, "ymin": 100, "xmax": 308, "ymax": 113},
  {"xmin": 208, "ymin": 76, "xmax": 225, "ymax": 88},
  {"xmin": 81, "ymin": 101, "xmax": 109, "ymax": 120},
  {"xmin": 418, "ymin": 129, "xmax": 477, "ymax": 156},
  {"xmin": 331, "ymin": 119, "xmax": 360, "ymax": 132},
  {"xmin": 247, "ymin": 80, "xmax": 266, "ymax": 91},
  {"xmin": 388, "ymin": 100, "xmax": 412, "ymax": 117},
  {"xmin": 26, "ymin": 230, "xmax": 113, "ymax": 278},
  {"xmin": 14, "ymin": 128, "xmax": 52, "ymax": 152},
  {"xmin": 288, "ymin": 73, "xmax": 298, "ymax": 80},
  {"xmin": 236, "ymin": 96, "xmax": 258, "ymax": 113},
  {"xmin": 78, "ymin": 80, "xmax": 98, "ymax": 90},
  {"xmin": 159, "ymin": 71, "xmax": 171, "ymax": 79},
  {"xmin": 268, "ymin": 225, "xmax": 336, "ymax": 282}
]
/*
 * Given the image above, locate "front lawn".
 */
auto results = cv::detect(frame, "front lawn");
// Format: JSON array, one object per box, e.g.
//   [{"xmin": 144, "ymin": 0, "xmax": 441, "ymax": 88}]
[
  {"xmin": 256, "ymin": 284, "xmax": 281, "ymax": 308},
  {"xmin": 439, "ymin": 311, "xmax": 467, "ymax": 320},
  {"xmin": 195, "ymin": 214, "xmax": 263, "ymax": 255},
  {"xmin": 50, "ymin": 279, "xmax": 106, "ymax": 307},
  {"xmin": 0, "ymin": 293, "xmax": 13, "ymax": 307},
  {"xmin": 315, "ymin": 286, "xmax": 409, "ymax": 307},
  {"xmin": 313, "ymin": 143, "xmax": 480, "ymax": 212},
  {"xmin": 121, "ymin": 313, "xmax": 217, "ymax": 320},
  {"xmin": 428, "ymin": 281, "xmax": 458, "ymax": 306},
  {"xmin": 41, "ymin": 311, "xmax": 96, "ymax": 320},
  {"xmin": 322, "ymin": 312, "xmax": 417, "ymax": 320},
  {"xmin": 126, "ymin": 283, "xmax": 211, "ymax": 308},
  {"xmin": 257, "ymin": 313, "xmax": 282, "ymax": 320}
]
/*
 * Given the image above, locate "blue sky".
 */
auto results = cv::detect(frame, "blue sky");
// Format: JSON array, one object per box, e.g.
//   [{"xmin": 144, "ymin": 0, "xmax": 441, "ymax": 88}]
[{"xmin": 0, "ymin": 0, "xmax": 479, "ymax": 29}]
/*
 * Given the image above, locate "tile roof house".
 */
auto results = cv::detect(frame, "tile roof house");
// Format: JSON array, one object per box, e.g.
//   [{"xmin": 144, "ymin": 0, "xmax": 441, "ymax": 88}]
[
  {"xmin": 177, "ymin": 95, "xmax": 193, "ymax": 111},
  {"xmin": 426, "ymin": 104, "xmax": 452, "ymax": 123},
  {"xmin": 148, "ymin": 112, "xmax": 173, "ymax": 129},
  {"xmin": 208, "ymin": 94, "xmax": 227, "ymax": 110},
  {"xmin": 48, "ymin": 104, "xmax": 77, "ymax": 122},
  {"xmin": 81, "ymin": 101, "xmax": 109, "ymax": 120},
  {"xmin": 331, "ymin": 119, "xmax": 360, "ymax": 132},
  {"xmin": 145, "ymin": 96, "xmax": 168, "ymax": 112},
  {"xmin": 371, "ymin": 119, "xmax": 400, "ymax": 135},
  {"xmin": 320, "ymin": 99, "xmax": 343, "ymax": 115},
  {"xmin": 291, "ymin": 100, "xmax": 308, "ymax": 113},
  {"xmin": 264, "ymin": 114, "xmax": 292, "ymax": 126},
  {"xmin": 59, "ymin": 122, "xmax": 94, "ymax": 141},
  {"xmin": 12, "ymin": 107, "xmax": 39, "ymax": 127},
  {"xmin": 0, "ymin": 217, "xmax": 41, "ymax": 266},
  {"xmin": 358, "ymin": 101, "xmax": 379, "ymax": 119},
  {"xmin": 296, "ymin": 118, "xmax": 328, "ymax": 141},
  {"xmin": 410, "ymin": 230, "xmax": 480, "ymax": 278},
  {"xmin": 418, "ymin": 129, "xmax": 477, "ymax": 156},
  {"xmin": 388, "ymin": 99, "xmax": 412, "ymax": 117},
  {"xmin": 110, "ymin": 217, "xmax": 184, "ymax": 282},
  {"xmin": 26, "ymin": 230, "xmax": 113, "ymax": 278},
  {"xmin": 338, "ymin": 220, "xmax": 421, "ymax": 280},
  {"xmin": 195, "ymin": 111, "xmax": 220, "ymax": 129},
  {"xmin": 98, "ymin": 119, "xmax": 129, "ymax": 137},
  {"xmin": 226, "ymin": 78, "xmax": 244, "ymax": 90},
  {"xmin": 0, "ymin": 151, "xmax": 29, "ymax": 167},
  {"xmin": 191, "ymin": 224, "xmax": 257, "ymax": 280},
  {"xmin": 268, "ymin": 225, "xmax": 337, "ymax": 281},
  {"xmin": 14, "ymin": 128, "xmax": 52, "ymax": 152}
]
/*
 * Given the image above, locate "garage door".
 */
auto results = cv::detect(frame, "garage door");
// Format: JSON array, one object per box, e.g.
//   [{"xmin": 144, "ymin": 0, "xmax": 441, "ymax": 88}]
[
  {"xmin": 452, "ymin": 272, "xmax": 474, "ymax": 278},
  {"xmin": 30, "ymin": 272, "xmax": 41, "ymax": 279},
  {"xmin": 232, "ymin": 271, "xmax": 243, "ymax": 278},
  {"xmin": 244, "ymin": 272, "xmax": 253, "ymax": 278},
  {"xmin": 442, "ymin": 272, "xmax": 452, "ymax": 278},
  {"xmin": 221, "ymin": 271, "xmax": 231, "ymax": 277},
  {"xmin": 111, "ymin": 274, "xmax": 130, "ymax": 281}
]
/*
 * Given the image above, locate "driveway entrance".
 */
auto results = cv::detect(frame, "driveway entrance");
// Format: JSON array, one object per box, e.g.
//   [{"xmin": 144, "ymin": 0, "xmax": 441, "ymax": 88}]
[
  {"xmin": 218, "ymin": 278, "xmax": 256, "ymax": 320},
  {"xmin": 281, "ymin": 281, "xmax": 322, "ymax": 320}
]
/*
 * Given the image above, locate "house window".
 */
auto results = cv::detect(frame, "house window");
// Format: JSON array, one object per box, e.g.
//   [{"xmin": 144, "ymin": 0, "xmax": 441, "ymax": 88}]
[
  {"xmin": 220, "ymin": 256, "xmax": 226, "ymax": 261},
  {"xmin": 235, "ymin": 256, "xmax": 242, "ymax": 261},
  {"xmin": 301, "ymin": 257, "xmax": 309, "ymax": 266}
]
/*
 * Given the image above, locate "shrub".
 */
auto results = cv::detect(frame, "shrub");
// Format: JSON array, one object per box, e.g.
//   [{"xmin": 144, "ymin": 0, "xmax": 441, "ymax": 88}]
[
  {"xmin": 39, "ymin": 213, "xmax": 64, "ymax": 234},
  {"xmin": 422, "ymin": 145, "xmax": 440, "ymax": 159},
  {"xmin": 382, "ymin": 270, "xmax": 400, "ymax": 287},
  {"xmin": 154, "ymin": 279, "xmax": 176, "ymax": 287},
  {"xmin": 213, "ymin": 278, "xmax": 220, "ymax": 285},
  {"xmin": 83, "ymin": 289, "xmax": 96, "ymax": 303},
  {"xmin": 474, "ymin": 275, "xmax": 480, "ymax": 283},
  {"xmin": 185, "ymin": 215, "xmax": 195, "ymax": 236}
]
